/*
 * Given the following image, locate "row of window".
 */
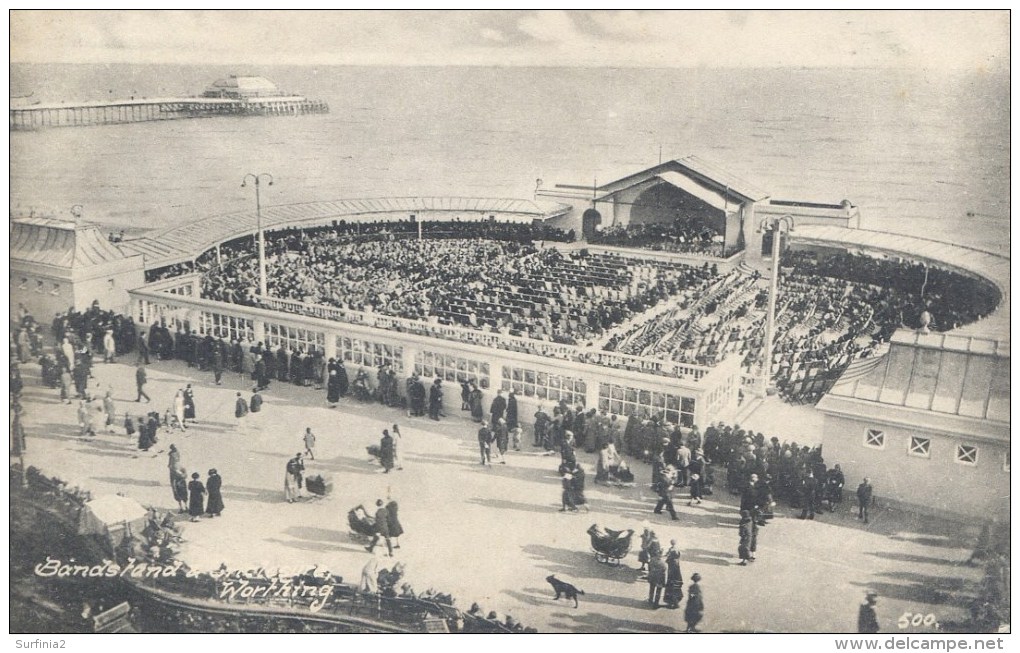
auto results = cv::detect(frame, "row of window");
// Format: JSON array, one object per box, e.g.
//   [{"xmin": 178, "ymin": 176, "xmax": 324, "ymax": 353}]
[
  {"xmin": 414, "ymin": 351, "xmax": 491, "ymax": 389},
  {"xmin": 863, "ymin": 428, "xmax": 1006, "ymax": 470},
  {"xmin": 499, "ymin": 366, "xmax": 586, "ymax": 406},
  {"xmin": 597, "ymin": 383, "xmax": 696, "ymax": 427},
  {"xmin": 337, "ymin": 336, "xmax": 404, "ymax": 373},
  {"xmin": 13, "ymin": 277, "xmax": 122, "ymax": 294},
  {"xmin": 265, "ymin": 323, "xmax": 326, "ymax": 354}
]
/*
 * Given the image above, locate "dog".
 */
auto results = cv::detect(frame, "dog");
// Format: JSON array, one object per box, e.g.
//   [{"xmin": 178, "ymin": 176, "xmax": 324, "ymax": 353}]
[{"xmin": 546, "ymin": 574, "xmax": 584, "ymax": 608}]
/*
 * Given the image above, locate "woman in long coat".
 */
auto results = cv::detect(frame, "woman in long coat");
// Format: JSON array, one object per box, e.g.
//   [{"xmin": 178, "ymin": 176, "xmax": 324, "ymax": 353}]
[
  {"xmin": 469, "ymin": 384, "xmax": 484, "ymax": 422},
  {"xmin": 685, "ymin": 573, "xmax": 704, "ymax": 632},
  {"xmin": 664, "ymin": 540, "xmax": 684, "ymax": 609},
  {"xmin": 206, "ymin": 469, "xmax": 224, "ymax": 517},
  {"xmin": 327, "ymin": 366, "xmax": 342, "ymax": 406},
  {"xmin": 506, "ymin": 391, "xmax": 519, "ymax": 431},
  {"xmin": 183, "ymin": 384, "xmax": 196, "ymax": 422},
  {"xmin": 187, "ymin": 473, "xmax": 206, "ymax": 522},
  {"xmin": 379, "ymin": 430, "xmax": 395, "ymax": 473},
  {"xmin": 386, "ymin": 500, "xmax": 404, "ymax": 548}
]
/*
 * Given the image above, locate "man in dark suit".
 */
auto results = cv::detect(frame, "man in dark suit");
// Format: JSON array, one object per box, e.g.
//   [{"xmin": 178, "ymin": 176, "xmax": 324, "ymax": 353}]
[
  {"xmin": 800, "ymin": 470, "xmax": 819, "ymax": 520},
  {"xmin": 857, "ymin": 478, "xmax": 874, "ymax": 524},
  {"xmin": 489, "ymin": 389, "xmax": 507, "ymax": 424},
  {"xmin": 477, "ymin": 421, "xmax": 492, "ymax": 466},
  {"xmin": 428, "ymin": 379, "xmax": 443, "ymax": 420},
  {"xmin": 366, "ymin": 499, "xmax": 393, "ymax": 556},
  {"xmin": 135, "ymin": 365, "xmax": 150, "ymax": 403}
]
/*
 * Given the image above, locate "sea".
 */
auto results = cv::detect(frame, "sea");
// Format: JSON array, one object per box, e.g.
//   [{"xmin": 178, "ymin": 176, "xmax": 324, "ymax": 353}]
[{"xmin": 9, "ymin": 63, "xmax": 1011, "ymax": 254}]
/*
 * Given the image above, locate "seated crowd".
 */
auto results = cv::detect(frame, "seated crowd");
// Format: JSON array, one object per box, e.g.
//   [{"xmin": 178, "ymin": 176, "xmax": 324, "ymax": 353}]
[
  {"xmin": 197, "ymin": 221, "xmax": 719, "ymax": 347},
  {"xmin": 606, "ymin": 250, "xmax": 996, "ymax": 403}
]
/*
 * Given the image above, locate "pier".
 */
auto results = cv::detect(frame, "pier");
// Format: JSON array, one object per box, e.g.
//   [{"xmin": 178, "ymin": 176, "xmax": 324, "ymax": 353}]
[{"xmin": 10, "ymin": 95, "xmax": 329, "ymax": 130}]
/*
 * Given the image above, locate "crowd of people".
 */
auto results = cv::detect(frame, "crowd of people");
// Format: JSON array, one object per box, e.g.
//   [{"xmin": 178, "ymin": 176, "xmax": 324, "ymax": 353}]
[{"xmin": 195, "ymin": 221, "xmax": 718, "ymax": 347}]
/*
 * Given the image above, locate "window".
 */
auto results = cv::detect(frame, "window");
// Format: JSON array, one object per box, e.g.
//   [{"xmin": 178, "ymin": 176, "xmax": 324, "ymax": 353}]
[
  {"xmin": 1004, "ymin": 451, "xmax": 1010, "ymax": 473},
  {"xmin": 955, "ymin": 444, "xmax": 979, "ymax": 466},
  {"xmin": 108, "ymin": 278, "xmax": 116, "ymax": 290},
  {"xmin": 864, "ymin": 428, "xmax": 885, "ymax": 449},
  {"xmin": 598, "ymin": 383, "xmax": 694, "ymax": 426},
  {"xmin": 907, "ymin": 436, "xmax": 931, "ymax": 459},
  {"xmin": 200, "ymin": 312, "xmax": 254, "ymax": 342},
  {"xmin": 34, "ymin": 280, "xmax": 44, "ymax": 293},
  {"xmin": 50, "ymin": 283, "xmax": 61, "ymax": 296},
  {"xmin": 265, "ymin": 323, "xmax": 325, "ymax": 354},
  {"xmin": 501, "ymin": 366, "xmax": 585, "ymax": 407},
  {"xmin": 18, "ymin": 277, "xmax": 28, "ymax": 290},
  {"xmin": 415, "ymin": 351, "xmax": 489, "ymax": 389},
  {"xmin": 337, "ymin": 336, "xmax": 403, "ymax": 373}
]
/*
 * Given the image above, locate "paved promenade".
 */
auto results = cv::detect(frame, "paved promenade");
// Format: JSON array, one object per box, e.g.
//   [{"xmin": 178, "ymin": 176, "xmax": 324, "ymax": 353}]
[{"xmin": 14, "ymin": 357, "xmax": 982, "ymax": 633}]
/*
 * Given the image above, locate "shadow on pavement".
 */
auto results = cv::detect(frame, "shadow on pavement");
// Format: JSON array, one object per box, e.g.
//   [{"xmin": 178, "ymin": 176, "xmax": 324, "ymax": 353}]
[
  {"xmin": 521, "ymin": 543, "xmax": 641, "ymax": 583},
  {"xmin": 548, "ymin": 610, "xmax": 676, "ymax": 633}
]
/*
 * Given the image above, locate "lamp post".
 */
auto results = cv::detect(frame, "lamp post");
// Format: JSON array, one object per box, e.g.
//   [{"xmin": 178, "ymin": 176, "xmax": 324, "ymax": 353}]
[
  {"xmin": 758, "ymin": 214, "xmax": 794, "ymax": 397},
  {"xmin": 241, "ymin": 173, "xmax": 273, "ymax": 297}
]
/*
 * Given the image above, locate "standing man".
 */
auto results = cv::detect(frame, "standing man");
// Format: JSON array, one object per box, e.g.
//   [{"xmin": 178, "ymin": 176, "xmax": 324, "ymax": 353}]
[
  {"xmin": 135, "ymin": 365, "xmax": 151, "ymax": 403},
  {"xmin": 857, "ymin": 477, "xmax": 874, "ymax": 524},
  {"xmin": 489, "ymin": 389, "xmax": 507, "ymax": 425},
  {"xmin": 428, "ymin": 379, "xmax": 443, "ymax": 421},
  {"xmin": 137, "ymin": 332, "xmax": 150, "ymax": 365},
  {"xmin": 493, "ymin": 418, "xmax": 509, "ymax": 464},
  {"xmin": 477, "ymin": 420, "xmax": 492, "ymax": 466},
  {"xmin": 825, "ymin": 464, "xmax": 845, "ymax": 512},
  {"xmin": 800, "ymin": 469, "xmax": 819, "ymax": 520},
  {"xmin": 366, "ymin": 499, "xmax": 393, "ymax": 556},
  {"xmin": 211, "ymin": 343, "xmax": 224, "ymax": 385},
  {"xmin": 303, "ymin": 427, "xmax": 317, "ymax": 460},
  {"xmin": 653, "ymin": 457, "xmax": 679, "ymax": 521},
  {"xmin": 285, "ymin": 453, "xmax": 305, "ymax": 503},
  {"xmin": 857, "ymin": 591, "xmax": 880, "ymax": 633},
  {"xmin": 506, "ymin": 389, "xmax": 519, "ymax": 433},
  {"xmin": 738, "ymin": 510, "xmax": 756, "ymax": 565}
]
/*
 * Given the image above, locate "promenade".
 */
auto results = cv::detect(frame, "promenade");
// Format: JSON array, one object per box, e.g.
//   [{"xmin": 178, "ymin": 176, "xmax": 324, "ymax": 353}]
[{"xmin": 14, "ymin": 356, "xmax": 982, "ymax": 633}]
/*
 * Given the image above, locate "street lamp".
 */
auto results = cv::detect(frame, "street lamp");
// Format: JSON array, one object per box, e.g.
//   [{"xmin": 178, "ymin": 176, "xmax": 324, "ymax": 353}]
[
  {"xmin": 757, "ymin": 214, "xmax": 794, "ymax": 397},
  {"xmin": 241, "ymin": 173, "xmax": 273, "ymax": 297}
]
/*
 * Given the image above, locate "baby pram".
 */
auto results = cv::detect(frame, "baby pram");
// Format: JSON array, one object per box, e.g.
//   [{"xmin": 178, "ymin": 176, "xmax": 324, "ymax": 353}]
[
  {"xmin": 348, "ymin": 504, "xmax": 376, "ymax": 540},
  {"xmin": 366, "ymin": 444, "xmax": 382, "ymax": 463},
  {"xmin": 587, "ymin": 524, "xmax": 635, "ymax": 566},
  {"xmin": 305, "ymin": 474, "xmax": 333, "ymax": 497}
]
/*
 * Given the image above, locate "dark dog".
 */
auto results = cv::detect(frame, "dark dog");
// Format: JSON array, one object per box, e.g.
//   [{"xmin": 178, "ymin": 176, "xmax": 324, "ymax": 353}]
[{"xmin": 546, "ymin": 574, "xmax": 584, "ymax": 608}]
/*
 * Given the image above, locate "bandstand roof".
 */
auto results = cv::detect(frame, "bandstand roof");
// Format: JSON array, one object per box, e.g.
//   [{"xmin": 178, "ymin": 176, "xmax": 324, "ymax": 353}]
[{"xmin": 597, "ymin": 156, "xmax": 771, "ymax": 205}]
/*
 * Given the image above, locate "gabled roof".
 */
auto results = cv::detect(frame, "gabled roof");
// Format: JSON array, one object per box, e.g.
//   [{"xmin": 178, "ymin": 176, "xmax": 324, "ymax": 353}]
[
  {"xmin": 10, "ymin": 216, "xmax": 132, "ymax": 268},
  {"xmin": 597, "ymin": 156, "xmax": 770, "ymax": 204}
]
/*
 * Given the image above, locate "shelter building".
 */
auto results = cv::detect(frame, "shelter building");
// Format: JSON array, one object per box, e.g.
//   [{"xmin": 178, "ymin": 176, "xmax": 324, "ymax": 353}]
[{"xmin": 9, "ymin": 215, "xmax": 144, "ymax": 317}]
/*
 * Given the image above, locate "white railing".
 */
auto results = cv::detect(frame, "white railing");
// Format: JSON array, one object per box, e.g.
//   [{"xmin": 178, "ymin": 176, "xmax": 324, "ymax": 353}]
[{"xmin": 254, "ymin": 294, "xmax": 712, "ymax": 381}]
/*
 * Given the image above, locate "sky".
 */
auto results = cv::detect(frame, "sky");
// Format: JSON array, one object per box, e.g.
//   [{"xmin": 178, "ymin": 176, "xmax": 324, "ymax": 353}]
[{"xmin": 8, "ymin": 10, "xmax": 1011, "ymax": 70}]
